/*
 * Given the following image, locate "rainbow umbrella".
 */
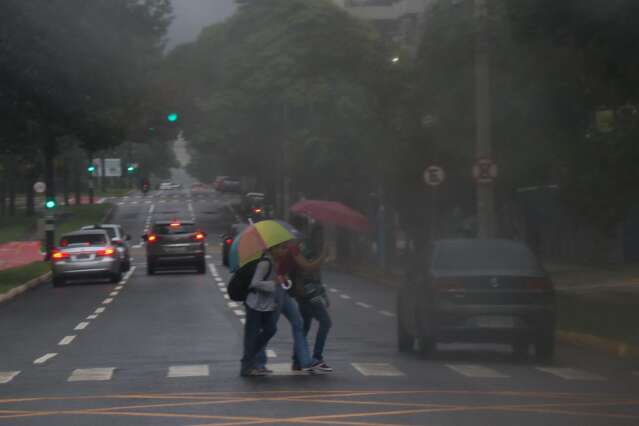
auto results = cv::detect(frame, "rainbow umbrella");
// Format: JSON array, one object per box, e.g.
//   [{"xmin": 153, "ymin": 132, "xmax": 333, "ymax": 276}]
[{"xmin": 228, "ymin": 220, "xmax": 298, "ymax": 272}]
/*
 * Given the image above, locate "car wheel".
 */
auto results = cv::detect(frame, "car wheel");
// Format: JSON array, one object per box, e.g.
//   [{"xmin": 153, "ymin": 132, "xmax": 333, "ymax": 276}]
[
  {"xmin": 397, "ymin": 319, "xmax": 414, "ymax": 352},
  {"xmin": 417, "ymin": 336, "xmax": 436, "ymax": 359},
  {"xmin": 53, "ymin": 276, "xmax": 65, "ymax": 287},
  {"xmin": 147, "ymin": 258, "xmax": 155, "ymax": 275},
  {"xmin": 535, "ymin": 332, "xmax": 555, "ymax": 364},
  {"xmin": 110, "ymin": 272, "xmax": 122, "ymax": 283}
]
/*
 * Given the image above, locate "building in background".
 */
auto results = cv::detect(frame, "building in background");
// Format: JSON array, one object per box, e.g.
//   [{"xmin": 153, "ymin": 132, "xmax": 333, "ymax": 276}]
[{"xmin": 333, "ymin": 0, "xmax": 434, "ymax": 52}]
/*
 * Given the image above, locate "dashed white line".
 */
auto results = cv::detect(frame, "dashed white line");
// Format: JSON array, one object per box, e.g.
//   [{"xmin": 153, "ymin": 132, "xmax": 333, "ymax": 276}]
[
  {"xmin": 329, "ymin": 288, "xmax": 339, "ymax": 293},
  {"xmin": 68, "ymin": 368, "xmax": 114, "ymax": 382},
  {"xmin": 217, "ymin": 282, "xmax": 225, "ymax": 288},
  {"xmin": 74, "ymin": 322, "xmax": 89, "ymax": 331},
  {"xmin": 102, "ymin": 298, "xmax": 113, "ymax": 304},
  {"xmin": 58, "ymin": 336, "xmax": 76, "ymax": 346},
  {"xmin": 233, "ymin": 309, "xmax": 245, "ymax": 317},
  {"xmin": 228, "ymin": 302, "xmax": 239, "ymax": 308},
  {"xmin": 340, "ymin": 294, "xmax": 351, "ymax": 300},
  {"xmin": 223, "ymin": 295, "xmax": 230, "ymax": 300},
  {"xmin": 379, "ymin": 310, "xmax": 396, "ymax": 317},
  {"xmin": 239, "ymin": 318, "xmax": 246, "ymax": 324},
  {"xmin": 86, "ymin": 315, "xmax": 98, "ymax": 320},
  {"xmin": 0, "ymin": 371, "xmax": 20, "ymax": 384},
  {"xmin": 356, "ymin": 302, "xmax": 372, "ymax": 309},
  {"xmin": 109, "ymin": 291, "xmax": 119, "ymax": 297},
  {"xmin": 220, "ymin": 288, "xmax": 227, "ymax": 293},
  {"xmin": 94, "ymin": 307, "xmax": 106, "ymax": 314},
  {"xmin": 267, "ymin": 350, "xmax": 277, "ymax": 358},
  {"xmin": 34, "ymin": 353, "xmax": 58, "ymax": 365}
]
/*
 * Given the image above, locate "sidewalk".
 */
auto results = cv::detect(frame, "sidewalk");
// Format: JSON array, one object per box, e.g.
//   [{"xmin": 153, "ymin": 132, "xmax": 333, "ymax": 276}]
[{"xmin": 0, "ymin": 241, "xmax": 43, "ymax": 271}]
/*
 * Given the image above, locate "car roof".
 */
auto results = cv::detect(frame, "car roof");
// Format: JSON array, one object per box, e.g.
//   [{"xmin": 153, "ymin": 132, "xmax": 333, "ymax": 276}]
[
  {"xmin": 152, "ymin": 220, "xmax": 195, "ymax": 225},
  {"xmin": 82, "ymin": 224, "xmax": 120, "ymax": 229},
  {"xmin": 62, "ymin": 229, "xmax": 110, "ymax": 238}
]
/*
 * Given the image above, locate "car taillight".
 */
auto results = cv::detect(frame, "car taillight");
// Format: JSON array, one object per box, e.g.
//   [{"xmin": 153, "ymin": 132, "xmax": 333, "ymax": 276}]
[
  {"xmin": 225, "ymin": 238, "xmax": 233, "ymax": 245},
  {"xmin": 527, "ymin": 278, "xmax": 553, "ymax": 291},
  {"xmin": 194, "ymin": 233, "xmax": 205, "ymax": 241},
  {"xmin": 253, "ymin": 208, "xmax": 263, "ymax": 214},
  {"xmin": 147, "ymin": 234, "xmax": 157, "ymax": 243},
  {"xmin": 51, "ymin": 250, "xmax": 69, "ymax": 261},
  {"xmin": 432, "ymin": 278, "xmax": 464, "ymax": 291},
  {"xmin": 96, "ymin": 247, "xmax": 116, "ymax": 257}
]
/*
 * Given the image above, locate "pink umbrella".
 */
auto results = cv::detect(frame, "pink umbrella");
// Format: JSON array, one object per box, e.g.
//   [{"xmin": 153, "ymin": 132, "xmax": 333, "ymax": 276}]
[{"xmin": 290, "ymin": 200, "xmax": 370, "ymax": 233}]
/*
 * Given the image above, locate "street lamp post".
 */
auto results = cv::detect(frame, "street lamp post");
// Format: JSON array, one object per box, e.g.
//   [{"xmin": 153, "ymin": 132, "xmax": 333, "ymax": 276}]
[{"xmin": 474, "ymin": 0, "xmax": 495, "ymax": 238}]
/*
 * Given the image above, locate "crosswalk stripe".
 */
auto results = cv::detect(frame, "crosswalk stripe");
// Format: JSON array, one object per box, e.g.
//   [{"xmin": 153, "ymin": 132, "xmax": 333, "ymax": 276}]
[
  {"xmin": 446, "ymin": 364, "xmax": 509, "ymax": 378},
  {"xmin": 351, "ymin": 363, "xmax": 404, "ymax": 376},
  {"xmin": 68, "ymin": 368, "xmax": 115, "ymax": 382},
  {"xmin": 537, "ymin": 367, "xmax": 605, "ymax": 381},
  {"xmin": 0, "ymin": 371, "xmax": 20, "ymax": 384},
  {"xmin": 267, "ymin": 350, "xmax": 277, "ymax": 358},
  {"xmin": 266, "ymin": 363, "xmax": 306, "ymax": 376},
  {"xmin": 167, "ymin": 365, "xmax": 209, "ymax": 378},
  {"xmin": 34, "ymin": 353, "xmax": 58, "ymax": 365}
]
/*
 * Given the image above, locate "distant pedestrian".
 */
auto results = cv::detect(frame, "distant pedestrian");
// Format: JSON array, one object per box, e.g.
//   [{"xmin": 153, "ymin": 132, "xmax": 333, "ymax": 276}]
[{"xmin": 240, "ymin": 243, "xmax": 289, "ymax": 377}]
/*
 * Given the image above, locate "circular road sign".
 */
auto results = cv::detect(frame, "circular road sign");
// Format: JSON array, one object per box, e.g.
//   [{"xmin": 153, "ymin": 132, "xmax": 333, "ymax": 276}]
[
  {"xmin": 424, "ymin": 165, "xmax": 445, "ymax": 187},
  {"xmin": 33, "ymin": 181, "xmax": 46, "ymax": 194},
  {"xmin": 473, "ymin": 158, "xmax": 498, "ymax": 184}
]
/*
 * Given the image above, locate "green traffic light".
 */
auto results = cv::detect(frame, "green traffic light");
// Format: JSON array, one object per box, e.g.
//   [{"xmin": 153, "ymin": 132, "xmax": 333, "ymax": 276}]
[
  {"xmin": 127, "ymin": 166, "xmax": 135, "ymax": 173},
  {"xmin": 167, "ymin": 113, "xmax": 178, "ymax": 123},
  {"xmin": 88, "ymin": 165, "xmax": 96, "ymax": 173},
  {"xmin": 45, "ymin": 199, "xmax": 56, "ymax": 209}
]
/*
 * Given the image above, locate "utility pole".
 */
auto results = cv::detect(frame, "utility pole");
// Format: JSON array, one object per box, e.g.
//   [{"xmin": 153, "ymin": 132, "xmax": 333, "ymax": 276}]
[
  {"xmin": 43, "ymin": 136, "xmax": 57, "ymax": 260},
  {"xmin": 474, "ymin": 0, "xmax": 495, "ymax": 238}
]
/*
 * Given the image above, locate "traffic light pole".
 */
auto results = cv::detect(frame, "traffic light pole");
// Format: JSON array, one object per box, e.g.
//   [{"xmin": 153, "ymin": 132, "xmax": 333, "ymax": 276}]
[{"xmin": 44, "ymin": 136, "xmax": 57, "ymax": 260}]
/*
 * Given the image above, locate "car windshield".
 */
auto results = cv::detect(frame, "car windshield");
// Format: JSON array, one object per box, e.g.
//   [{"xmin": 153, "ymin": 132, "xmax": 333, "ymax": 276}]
[
  {"xmin": 154, "ymin": 224, "xmax": 196, "ymax": 235},
  {"xmin": 61, "ymin": 234, "xmax": 107, "ymax": 247},
  {"xmin": 433, "ymin": 241, "xmax": 542, "ymax": 274}
]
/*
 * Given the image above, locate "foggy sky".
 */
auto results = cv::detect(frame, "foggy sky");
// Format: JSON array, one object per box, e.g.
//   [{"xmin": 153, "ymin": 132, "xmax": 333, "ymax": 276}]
[{"xmin": 167, "ymin": 0, "xmax": 237, "ymax": 49}]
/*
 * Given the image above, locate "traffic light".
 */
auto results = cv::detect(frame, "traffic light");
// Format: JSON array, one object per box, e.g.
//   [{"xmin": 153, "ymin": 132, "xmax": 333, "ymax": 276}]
[
  {"xmin": 87, "ymin": 164, "xmax": 96, "ymax": 174},
  {"xmin": 127, "ymin": 164, "xmax": 136, "ymax": 174},
  {"xmin": 44, "ymin": 197, "xmax": 57, "ymax": 210},
  {"xmin": 167, "ymin": 112, "xmax": 179, "ymax": 123}
]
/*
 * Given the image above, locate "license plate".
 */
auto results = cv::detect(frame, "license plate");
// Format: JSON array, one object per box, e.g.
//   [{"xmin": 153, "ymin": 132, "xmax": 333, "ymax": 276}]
[
  {"xmin": 475, "ymin": 316, "xmax": 515, "ymax": 329},
  {"xmin": 166, "ymin": 247, "xmax": 187, "ymax": 253},
  {"xmin": 74, "ymin": 254, "xmax": 92, "ymax": 260}
]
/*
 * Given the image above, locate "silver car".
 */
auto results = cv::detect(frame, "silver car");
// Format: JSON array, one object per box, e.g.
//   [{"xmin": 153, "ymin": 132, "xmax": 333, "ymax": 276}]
[
  {"xmin": 51, "ymin": 230, "xmax": 122, "ymax": 287},
  {"xmin": 81, "ymin": 224, "xmax": 131, "ymax": 271}
]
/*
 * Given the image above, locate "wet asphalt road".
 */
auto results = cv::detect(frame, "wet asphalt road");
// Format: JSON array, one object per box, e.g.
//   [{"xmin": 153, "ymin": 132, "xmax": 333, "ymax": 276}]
[{"xmin": 0, "ymin": 189, "xmax": 638, "ymax": 425}]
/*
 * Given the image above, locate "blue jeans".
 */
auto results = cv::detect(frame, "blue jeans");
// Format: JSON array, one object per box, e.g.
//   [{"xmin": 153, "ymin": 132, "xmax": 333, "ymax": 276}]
[
  {"xmin": 241, "ymin": 306, "xmax": 278, "ymax": 374},
  {"xmin": 299, "ymin": 298, "xmax": 332, "ymax": 363},
  {"xmin": 258, "ymin": 292, "xmax": 312, "ymax": 369}
]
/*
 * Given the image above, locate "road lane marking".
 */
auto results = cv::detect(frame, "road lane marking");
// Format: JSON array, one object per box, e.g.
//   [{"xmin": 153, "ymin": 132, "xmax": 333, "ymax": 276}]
[
  {"xmin": 267, "ymin": 350, "xmax": 277, "ymax": 358},
  {"xmin": 86, "ymin": 314, "xmax": 98, "ymax": 320},
  {"xmin": 217, "ymin": 283, "xmax": 225, "ymax": 288},
  {"xmin": 74, "ymin": 322, "xmax": 89, "ymax": 330},
  {"xmin": 102, "ymin": 298, "xmax": 114, "ymax": 304},
  {"xmin": 0, "ymin": 371, "xmax": 20, "ymax": 384},
  {"xmin": 208, "ymin": 264, "xmax": 217, "ymax": 276},
  {"xmin": 446, "ymin": 364, "xmax": 509, "ymax": 378},
  {"xmin": 239, "ymin": 318, "xmax": 246, "ymax": 324},
  {"xmin": 124, "ymin": 266, "xmax": 136, "ymax": 280},
  {"xmin": 228, "ymin": 302, "xmax": 239, "ymax": 308},
  {"xmin": 167, "ymin": 365, "xmax": 210, "ymax": 378},
  {"xmin": 149, "ymin": 204, "xmax": 155, "ymax": 214},
  {"xmin": 109, "ymin": 291, "xmax": 119, "ymax": 296},
  {"xmin": 58, "ymin": 336, "xmax": 76, "ymax": 346},
  {"xmin": 216, "ymin": 278, "xmax": 224, "ymax": 283},
  {"xmin": 94, "ymin": 307, "xmax": 106, "ymax": 314},
  {"xmin": 379, "ymin": 310, "xmax": 396, "ymax": 317},
  {"xmin": 68, "ymin": 368, "xmax": 114, "ymax": 382},
  {"xmin": 356, "ymin": 302, "xmax": 372, "ymax": 309},
  {"xmin": 340, "ymin": 294, "xmax": 351, "ymax": 300},
  {"xmin": 329, "ymin": 288, "xmax": 339, "ymax": 293},
  {"xmin": 115, "ymin": 286, "xmax": 123, "ymax": 291},
  {"xmin": 205, "ymin": 255, "xmax": 212, "ymax": 259},
  {"xmin": 220, "ymin": 288, "xmax": 227, "ymax": 293},
  {"xmin": 33, "ymin": 353, "xmax": 58, "ymax": 365},
  {"xmin": 351, "ymin": 363, "xmax": 404, "ymax": 376},
  {"xmin": 224, "ymin": 295, "xmax": 230, "ymax": 300},
  {"xmin": 537, "ymin": 367, "xmax": 605, "ymax": 381},
  {"xmin": 233, "ymin": 309, "xmax": 245, "ymax": 316}
]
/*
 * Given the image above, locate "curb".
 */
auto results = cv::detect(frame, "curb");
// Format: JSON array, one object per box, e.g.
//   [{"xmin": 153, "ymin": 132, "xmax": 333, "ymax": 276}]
[
  {"xmin": 345, "ymin": 266, "xmax": 639, "ymax": 360},
  {"xmin": 0, "ymin": 271, "xmax": 52, "ymax": 305}
]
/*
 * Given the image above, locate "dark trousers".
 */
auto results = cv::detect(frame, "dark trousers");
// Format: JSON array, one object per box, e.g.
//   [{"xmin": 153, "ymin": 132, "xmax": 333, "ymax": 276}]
[
  {"xmin": 241, "ymin": 306, "xmax": 278, "ymax": 373},
  {"xmin": 298, "ymin": 299, "xmax": 332, "ymax": 363}
]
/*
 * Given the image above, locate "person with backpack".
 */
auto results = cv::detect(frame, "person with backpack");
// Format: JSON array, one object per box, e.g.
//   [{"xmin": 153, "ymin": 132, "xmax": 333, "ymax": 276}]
[
  {"xmin": 239, "ymin": 242, "xmax": 290, "ymax": 377},
  {"xmin": 290, "ymin": 224, "xmax": 333, "ymax": 372}
]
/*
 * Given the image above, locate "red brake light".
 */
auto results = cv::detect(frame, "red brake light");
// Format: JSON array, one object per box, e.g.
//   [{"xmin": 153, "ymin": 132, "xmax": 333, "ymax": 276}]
[
  {"xmin": 170, "ymin": 222, "xmax": 181, "ymax": 228},
  {"xmin": 254, "ymin": 208, "xmax": 262, "ymax": 214},
  {"xmin": 194, "ymin": 233, "xmax": 205, "ymax": 241},
  {"xmin": 147, "ymin": 234, "xmax": 157, "ymax": 243},
  {"xmin": 51, "ymin": 250, "xmax": 69, "ymax": 261},
  {"xmin": 432, "ymin": 278, "xmax": 464, "ymax": 291},
  {"xmin": 96, "ymin": 247, "xmax": 116, "ymax": 257},
  {"xmin": 225, "ymin": 238, "xmax": 233, "ymax": 245}
]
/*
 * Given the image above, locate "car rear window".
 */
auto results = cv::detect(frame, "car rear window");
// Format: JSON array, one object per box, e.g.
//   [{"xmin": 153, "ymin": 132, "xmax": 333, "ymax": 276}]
[
  {"xmin": 432, "ymin": 241, "xmax": 541, "ymax": 274},
  {"xmin": 61, "ymin": 234, "xmax": 107, "ymax": 246},
  {"xmin": 85, "ymin": 227, "xmax": 116, "ymax": 238},
  {"xmin": 154, "ymin": 223, "xmax": 196, "ymax": 235}
]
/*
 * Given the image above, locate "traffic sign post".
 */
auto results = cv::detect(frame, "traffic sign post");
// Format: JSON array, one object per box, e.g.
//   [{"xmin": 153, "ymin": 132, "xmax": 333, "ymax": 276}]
[
  {"xmin": 473, "ymin": 158, "xmax": 498, "ymax": 184},
  {"xmin": 33, "ymin": 182, "xmax": 46, "ymax": 194},
  {"xmin": 424, "ymin": 165, "xmax": 445, "ymax": 240}
]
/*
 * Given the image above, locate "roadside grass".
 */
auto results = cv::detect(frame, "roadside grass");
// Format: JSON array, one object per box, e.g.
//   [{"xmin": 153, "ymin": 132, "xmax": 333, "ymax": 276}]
[
  {"xmin": 0, "ymin": 262, "xmax": 50, "ymax": 294},
  {"xmin": 0, "ymin": 216, "xmax": 37, "ymax": 244},
  {"xmin": 557, "ymin": 291, "xmax": 639, "ymax": 343}
]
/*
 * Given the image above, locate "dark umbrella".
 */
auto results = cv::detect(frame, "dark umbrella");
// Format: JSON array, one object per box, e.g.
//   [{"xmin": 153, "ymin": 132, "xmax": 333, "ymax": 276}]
[{"xmin": 290, "ymin": 200, "xmax": 370, "ymax": 233}]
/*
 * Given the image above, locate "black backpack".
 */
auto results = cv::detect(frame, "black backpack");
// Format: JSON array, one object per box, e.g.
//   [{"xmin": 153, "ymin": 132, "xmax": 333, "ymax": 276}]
[{"xmin": 227, "ymin": 256, "xmax": 272, "ymax": 302}]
